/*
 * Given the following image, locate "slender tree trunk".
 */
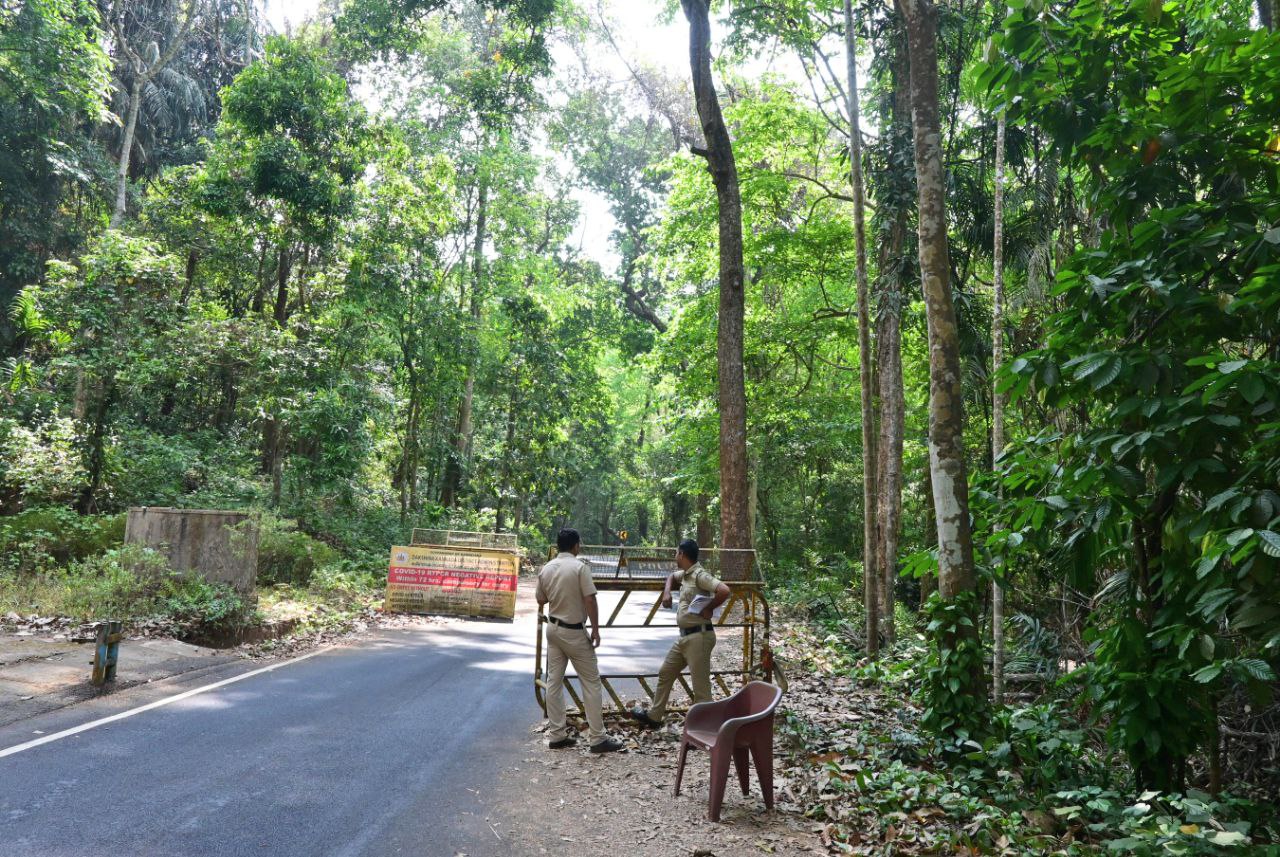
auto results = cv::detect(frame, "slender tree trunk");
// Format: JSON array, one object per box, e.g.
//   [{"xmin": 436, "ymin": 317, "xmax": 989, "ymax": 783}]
[
  {"xmin": 110, "ymin": 78, "xmax": 143, "ymax": 228},
  {"xmin": 696, "ymin": 492, "xmax": 713, "ymax": 547},
  {"xmin": 75, "ymin": 378, "xmax": 116, "ymax": 514},
  {"xmin": 1260, "ymin": 0, "xmax": 1276, "ymax": 30},
  {"xmin": 180, "ymin": 249, "xmax": 198, "ymax": 308},
  {"xmin": 991, "ymin": 110, "xmax": 1008, "ymax": 704},
  {"xmin": 843, "ymin": 0, "xmax": 880, "ymax": 655},
  {"xmin": 898, "ymin": 0, "xmax": 981, "ymax": 683},
  {"xmin": 399, "ymin": 381, "xmax": 419, "ymax": 523},
  {"xmin": 873, "ymin": 283, "xmax": 904, "ymax": 644},
  {"xmin": 495, "ymin": 382, "xmax": 518, "ymax": 532},
  {"xmin": 681, "ymin": 0, "xmax": 751, "ymax": 559},
  {"xmin": 251, "ymin": 241, "xmax": 269, "ymax": 315},
  {"xmin": 273, "ymin": 244, "xmax": 292, "ymax": 326},
  {"xmin": 874, "ymin": 28, "xmax": 911, "ymax": 640},
  {"xmin": 442, "ymin": 174, "xmax": 488, "ymax": 508}
]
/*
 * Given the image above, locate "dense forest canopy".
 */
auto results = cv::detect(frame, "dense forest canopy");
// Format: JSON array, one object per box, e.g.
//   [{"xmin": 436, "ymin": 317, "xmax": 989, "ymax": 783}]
[{"xmin": 2, "ymin": 0, "xmax": 1279, "ymax": 845}]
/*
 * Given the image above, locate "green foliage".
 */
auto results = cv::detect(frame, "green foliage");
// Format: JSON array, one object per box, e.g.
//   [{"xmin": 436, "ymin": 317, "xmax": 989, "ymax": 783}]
[
  {"xmin": 0, "ymin": 508, "xmax": 123, "ymax": 574},
  {"xmin": 0, "ymin": 0, "xmax": 112, "ymax": 321},
  {"xmin": 53, "ymin": 544, "xmax": 174, "ymax": 618},
  {"xmin": 920, "ymin": 591, "xmax": 989, "ymax": 741},
  {"xmin": 209, "ymin": 37, "xmax": 371, "ymax": 242},
  {"xmin": 256, "ymin": 514, "xmax": 341, "ymax": 586},
  {"xmin": 0, "ymin": 416, "xmax": 84, "ymax": 506},
  {"xmin": 984, "ymin": 0, "xmax": 1280, "ymax": 790},
  {"xmin": 158, "ymin": 575, "xmax": 249, "ymax": 638},
  {"xmin": 1050, "ymin": 787, "xmax": 1265, "ymax": 855}
]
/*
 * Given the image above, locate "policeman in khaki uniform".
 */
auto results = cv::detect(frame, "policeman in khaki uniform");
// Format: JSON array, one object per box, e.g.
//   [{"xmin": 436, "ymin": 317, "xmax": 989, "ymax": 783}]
[
  {"xmin": 629, "ymin": 538, "xmax": 730, "ymax": 727},
  {"xmin": 536, "ymin": 528, "xmax": 624, "ymax": 754}
]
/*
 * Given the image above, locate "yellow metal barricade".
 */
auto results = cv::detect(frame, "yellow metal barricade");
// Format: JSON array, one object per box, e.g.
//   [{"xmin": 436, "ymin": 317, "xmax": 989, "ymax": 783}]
[{"xmin": 533, "ymin": 546, "xmax": 778, "ymax": 715}]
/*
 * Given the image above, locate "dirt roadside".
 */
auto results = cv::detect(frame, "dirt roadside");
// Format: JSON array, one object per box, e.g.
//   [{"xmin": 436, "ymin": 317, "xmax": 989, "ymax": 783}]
[{"xmin": 495, "ymin": 713, "xmax": 824, "ymax": 857}]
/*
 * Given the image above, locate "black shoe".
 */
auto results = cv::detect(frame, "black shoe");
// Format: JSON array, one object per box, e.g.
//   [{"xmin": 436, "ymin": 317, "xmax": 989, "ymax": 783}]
[
  {"xmin": 548, "ymin": 736, "xmax": 576, "ymax": 749},
  {"xmin": 628, "ymin": 708, "xmax": 662, "ymax": 729},
  {"xmin": 589, "ymin": 737, "xmax": 625, "ymax": 754}
]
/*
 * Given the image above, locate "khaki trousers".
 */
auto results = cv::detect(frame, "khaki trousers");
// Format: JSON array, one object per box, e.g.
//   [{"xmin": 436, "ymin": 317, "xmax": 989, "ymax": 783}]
[
  {"xmin": 544, "ymin": 623, "xmax": 606, "ymax": 744},
  {"xmin": 648, "ymin": 628, "xmax": 715, "ymax": 722}
]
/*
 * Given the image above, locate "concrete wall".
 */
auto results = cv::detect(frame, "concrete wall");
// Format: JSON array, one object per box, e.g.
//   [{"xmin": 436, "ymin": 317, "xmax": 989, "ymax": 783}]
[{"xmin": 124, "ymin": 508, "xmax": 258, "ymax": 595}]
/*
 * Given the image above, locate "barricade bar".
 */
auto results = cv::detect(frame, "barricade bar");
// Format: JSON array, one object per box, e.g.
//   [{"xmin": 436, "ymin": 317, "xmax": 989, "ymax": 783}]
[
  {"xmin": 547, "ymin": 545, "xmax": 764, "ymax": 583},
  {"xmin": 413, "ymin": 529, "xmax": 519, "ymax": 552}
]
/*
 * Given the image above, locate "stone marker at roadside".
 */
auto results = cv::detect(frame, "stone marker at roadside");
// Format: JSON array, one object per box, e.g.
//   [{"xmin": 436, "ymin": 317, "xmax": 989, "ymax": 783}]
[{"xmin": 124, "ymin": 507, "xmax": 259, "ymax": 596}]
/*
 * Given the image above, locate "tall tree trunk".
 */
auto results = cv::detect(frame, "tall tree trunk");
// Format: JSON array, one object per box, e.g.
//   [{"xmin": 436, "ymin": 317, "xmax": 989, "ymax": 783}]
[
  {"xmin": 898, "ymin": 0, "xmax": 981, "ymax": 680},
  {"xmin": 991, "ymin": 110, "xmax": 1008, "ymax": 704},
  {"xmin": 273, "ymin": 244, "xmax": 292, "ymax": 326},
  {"xmin": 844, "ymin": 0, "xmax": 879, "ymax": 655},
  {"xmin": 180, "ymin": 249, "xmax": 198, "ymax": 308},
  {"xmin": 399, "ymin": 382, "xmax": 419, "ymax": 523},
  {"xmin": 75, "ymin": 378, "xmax": 116, "ymax": 514},
  {"xmin": 441, "ymin": 174, "xmax": 489, "ymax": 508},
  {"xmin": 874, "ymin": 27, "xmax": 911, "ymax": 643},
  {"xmin": 1260, "ymin": 0, "xmax": 1276, "ymax": 30},
  {"xmin": 681, "ymin": 0, "xmax": 751, "ymax": 559},
  {"xmin": 251, "ymin": 241, "xmax": 269, "ymax": 315},
  {"xmin": 695, "ymin": 492, "xmax": 713, "ymax": 547},
  {"xmin": 110, "ymin": 78, "xmax": 143, "ymax": 228},
  {"xmin": 873, "ymin": 283, "xmax": 905, "ymax": 644},
  {"xmin": 495, "ymin": 381, "xmax": 518, "ymax": 532}
]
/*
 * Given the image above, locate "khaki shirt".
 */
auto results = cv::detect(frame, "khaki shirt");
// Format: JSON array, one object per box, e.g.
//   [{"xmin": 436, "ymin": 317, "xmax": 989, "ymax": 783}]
[
  {"xmin": 536, "ymin": 552, "xmax": 597, "ymax": 625},
  {"xmin": 675, "ymin": 562, "xmax": 722, "ymax": 628}
]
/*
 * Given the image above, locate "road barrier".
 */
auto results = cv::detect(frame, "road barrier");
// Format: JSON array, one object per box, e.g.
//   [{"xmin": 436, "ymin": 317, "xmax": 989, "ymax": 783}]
[
  {"xmin": 533, "ymin": 546, "xmax": 780, "ymax": 715},
  {"xmin": 386, "ymin": 533, "xmax": 520, "ymax": 620}
]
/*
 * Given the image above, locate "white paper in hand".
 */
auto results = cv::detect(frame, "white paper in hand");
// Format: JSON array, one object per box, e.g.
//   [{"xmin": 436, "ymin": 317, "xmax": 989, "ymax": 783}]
[{"xmin": 687, "ymin": 594, "xmax": 714, "ymax": 614}]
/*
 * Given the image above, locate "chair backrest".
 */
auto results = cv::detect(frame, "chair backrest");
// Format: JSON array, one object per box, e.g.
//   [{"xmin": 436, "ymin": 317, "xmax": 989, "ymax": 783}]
[{"xmin": 725, "ymin": 681, "xmax": 782, "ymax": 721}]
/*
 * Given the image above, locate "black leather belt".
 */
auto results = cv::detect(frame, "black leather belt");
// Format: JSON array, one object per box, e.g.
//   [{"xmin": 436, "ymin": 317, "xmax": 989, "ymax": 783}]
[
  {"xmin": 548, "ymin": 616, "xmax": 584, "ymax": 630},
  {"xmin": 680, "ymin": 623, "xmax": 714, "ymax": 636}
]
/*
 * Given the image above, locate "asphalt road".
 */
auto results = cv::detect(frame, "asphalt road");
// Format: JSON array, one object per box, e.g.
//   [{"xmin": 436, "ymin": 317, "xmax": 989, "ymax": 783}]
[{"xmin": 0, "ymin": 583, "xmax": 677, "ymax": 857}]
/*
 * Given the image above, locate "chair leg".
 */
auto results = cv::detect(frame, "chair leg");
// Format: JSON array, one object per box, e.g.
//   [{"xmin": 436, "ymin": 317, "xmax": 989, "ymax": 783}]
[
  {"xmin": 708, "ymin": 745, "xmax": 731, "ymax": 822},
  {"xmin": 733, "ymin": 747, "xmax": 751, "ymax": 796},
  {"xmin": 750, "ymin": 735, "xmax": 775, "ymax": 810},
  {"xmin": 674, "ymin": 739, "xmax": 690, "ymax": 797}
]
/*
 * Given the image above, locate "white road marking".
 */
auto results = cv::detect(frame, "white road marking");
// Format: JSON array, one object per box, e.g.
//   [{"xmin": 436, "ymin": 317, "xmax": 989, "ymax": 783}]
[{"xmin": 0, "ymin": 647, "xmax": 332, "ymax": 759}]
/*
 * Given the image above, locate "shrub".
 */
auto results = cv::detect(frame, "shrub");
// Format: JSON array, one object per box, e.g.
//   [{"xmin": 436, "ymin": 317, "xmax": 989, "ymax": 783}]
[
  {"xmin": 56, "ymin": 544, "xmax": 172, "ymax": 618},
  {"xmin": 0, "ymin": 507, "xmax": 124, "ymax": 574},
  {"xmin": 0, "ymin": 416, "xmax": 85, "ymax": 507},
  {"xmin": 103, "ymin": 428, "xmax": 206, "ymax": 508},
  {"xmin": 256, "ymin": 513, "xmax": 340, "ymax": 586},
  {"xmin": 159, "ymin": 576, "xmax": 249, "ymax": 638}
]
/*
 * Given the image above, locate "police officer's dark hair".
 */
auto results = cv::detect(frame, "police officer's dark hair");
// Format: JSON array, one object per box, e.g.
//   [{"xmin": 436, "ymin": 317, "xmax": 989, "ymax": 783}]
[
  {"xmin": 677, "ymin": 538, "xmax": 699, "ymax": 562},
  {"xmin": 557, "ymin": 528, "xmax": 581, "ymax": 552}
]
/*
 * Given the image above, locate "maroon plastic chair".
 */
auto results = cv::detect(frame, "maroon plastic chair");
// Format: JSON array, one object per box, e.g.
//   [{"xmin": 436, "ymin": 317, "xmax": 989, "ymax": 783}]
[{"xmin": 674, "ymin": 681, "xmax": 783, "ymax": 821}]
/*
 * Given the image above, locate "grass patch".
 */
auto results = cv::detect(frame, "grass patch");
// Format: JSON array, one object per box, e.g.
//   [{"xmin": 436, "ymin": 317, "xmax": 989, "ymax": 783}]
[
  {"xmin": 0, "ymin": 544, "xmax": 251, "ymax": 639},
  {"xmin": 255, "ymin": 562, "xmax": 384, "ymax": 634}
]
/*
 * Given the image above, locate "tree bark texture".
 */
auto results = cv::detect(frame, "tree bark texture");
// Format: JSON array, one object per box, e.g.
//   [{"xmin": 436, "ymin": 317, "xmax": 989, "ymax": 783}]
[
  {"xmin": 873, "ymin": 255, "xmax": 905, "ymax": 645},
  {"xmin": 681, "ymin": 0, "xmax": 751, "ymax": 557},
  {"xmin": 899, "ymin": 0, "xmax": 978, "ymax": 601},
  {"xmin": 991, "ymin": 109, "xmax": 1007, "ymax": 704},
  {"xmin": 110, "ymin": 78, "xmax": 143, "ymax": 229},
  {"xmin": 872, "ymin": 23, "xmax": 911, "ymax": 647}
]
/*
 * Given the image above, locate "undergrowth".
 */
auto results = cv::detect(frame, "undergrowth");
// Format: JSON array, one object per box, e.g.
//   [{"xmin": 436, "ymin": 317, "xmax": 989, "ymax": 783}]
[
  {"xmin": 0, "ymin": 544, "xmax": 250, "ymax": 639},
  {"xmin": 769, "ymin": 579, "xmax": 1280, "ymax": 854}
]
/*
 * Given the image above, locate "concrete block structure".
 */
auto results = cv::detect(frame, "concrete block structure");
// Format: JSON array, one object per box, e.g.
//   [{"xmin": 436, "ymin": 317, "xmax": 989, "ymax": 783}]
[{"xmin": 124, "ymin": 508, "xmax": 258, "ymax": 595}]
